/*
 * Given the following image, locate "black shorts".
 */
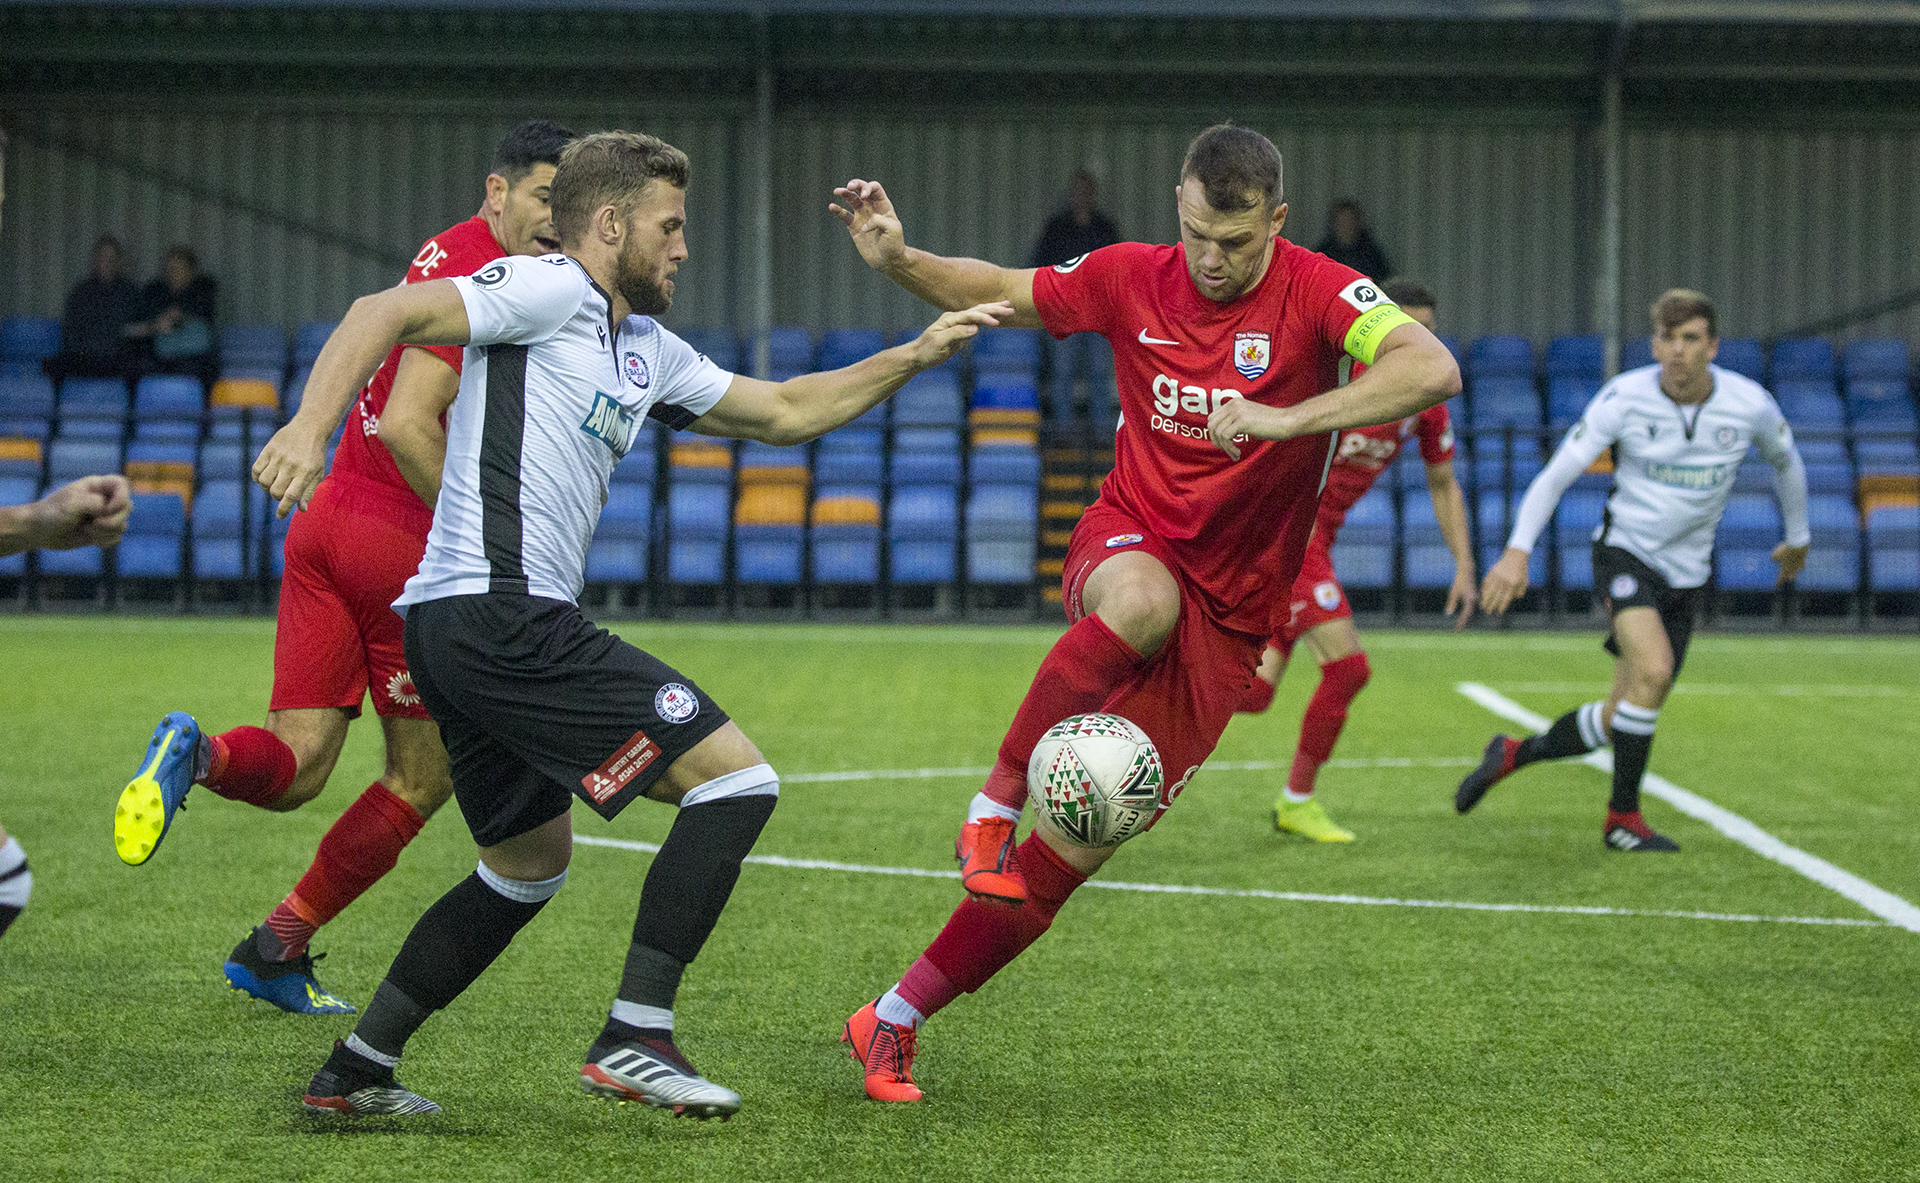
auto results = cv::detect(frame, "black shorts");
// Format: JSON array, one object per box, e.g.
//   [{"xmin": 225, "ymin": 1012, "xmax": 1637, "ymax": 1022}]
[
  {"xmin": 403, "ymin": 594, "xmax": 730, "ymax": 847},
  {"xmin": 1593, "ymin": 544, "xmax": 1702, "ymax": 677}
]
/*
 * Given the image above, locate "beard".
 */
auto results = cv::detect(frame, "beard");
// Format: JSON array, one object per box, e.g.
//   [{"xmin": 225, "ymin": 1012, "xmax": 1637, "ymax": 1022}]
[{"xmin": 614, "ymin": 240, "xmax": 672, "ymax": 315}]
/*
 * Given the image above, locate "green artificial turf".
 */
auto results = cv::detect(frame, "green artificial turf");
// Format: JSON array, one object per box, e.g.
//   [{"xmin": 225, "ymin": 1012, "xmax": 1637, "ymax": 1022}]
[{"xmin": 1, "ymin": 617, "xmax": 1916, "ymax": 1182}]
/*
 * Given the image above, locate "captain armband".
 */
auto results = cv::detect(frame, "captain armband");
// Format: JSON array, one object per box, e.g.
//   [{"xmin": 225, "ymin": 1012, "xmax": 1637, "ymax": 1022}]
[{"xmin": 1342, "ymin": 305, "xmax": 1419, "ymax": 368}]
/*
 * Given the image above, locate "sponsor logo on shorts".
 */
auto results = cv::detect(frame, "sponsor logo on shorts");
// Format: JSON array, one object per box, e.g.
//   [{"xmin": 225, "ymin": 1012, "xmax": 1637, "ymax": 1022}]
[
  {"xmin": 582, "ymin": 729, "xmax": 663, "ymax": 804},
  {"xmin": 471, "ymin": 261, "xmax": 511, "ymax": 290},
  {"xmin": 1715, "ymin": 424, "xmax": 1739, "ymax": 449},
  {"xmin": 655, "ymin": 683, "xmax": 699, "ymax": 724},
  {"xmin": 1233, "ymin": 331, "xmax": 1271, "ymax": 380},
  {"xmin": 624, "ymin": 350, "xmax": 651, "ymax": 390},
  {"xmin": 580, "ymin": 391, "xmax": 637, "ymax": 455},
  {"xmin": 386, "ymin": 671, "xmax": 421, "ymax": 708},
  {"xmin": 1644, "ymin": 461, "xmax": 1731, "ymax": 490},
  {"xmin": 1610, "ymin": 573, "xmax": 1638, "ymax": 600},
  {"xmin": 1314, "ymin": 581, "xmax": 1343, "ymax": 611},
  {"xmin": 1105, "ymin": 533, "xmax": 1144, "ymax": 548}
]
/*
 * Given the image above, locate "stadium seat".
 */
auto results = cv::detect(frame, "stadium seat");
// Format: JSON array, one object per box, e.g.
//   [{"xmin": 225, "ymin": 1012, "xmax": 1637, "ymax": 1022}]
[
  {"xmin": 1545, "ymin": 335, "xmax": 1604, "ymax": 379},
  {"xmin": 1547, "ymin": 376, "xmax": 1600, "ymax": 429},
  {"xmin": 1800, "ymin": 494, "xmax": 1861, "ymax": 592},
  {"xmin": 198, "ymin": 440, "xmax": 246, "ymax": 484},
  {"xmin": 1732, "ymin": 459, "xmax": 1774, "ymax": 494},
  {"xmin": 1846, "ymin": 380, "xmax": 1917, "ymax": 433},
  {"xmin": 1399, "ymin": 495, "xmax": 1456, "ymax": 589},
  {"xmin": 0, "ymin": 438, "xmax": 41, "ymax": 481},
  {"xmin": 1341, "ymin": 488, "xmax": 1395, "ymax": 547},
  {"xmin": 284, "ymin": 368, "xmax": 312, "ymax": 417},
  {"xmin": 293, "ymin": 321, "xmax": 338, "ymax": 369},
  {"xmin": 611, "ymin": 435, "xmax": 658, "ymax": 485},
  {"xmin": 1844, "ymin": 338, "xmax": 1910, "ymax": 383},
  {"xmin": 892, "ymin": 426, "xmax": 962, "ymax": 486},
  {"xmin": 1775, "ymin": 381, "xmax": 1846, "ymax": 432},
  {"xmin": 764, "ymin": 327, "xmax": 814, "ymax": 374},
  {"xmin": 1768, "ymin": 337, "xmax": 1832, "ymax": 383},
  {"xmin": 1803, "ymin": 461, "xmax": 1856, "ymax": 495},
  {"xmin": 116, "ymin": 491, "xmax": 187, "ymax": 578},
  {"xmin": 811, "ymin": 485, "xmax": 881, "ymax": 585},
  {"xmin": 818, "ymin": 329, "xmax": 887, "ymax": 372},
  {"xmin": 669, "ymin": 440, "xmax": 734, "ymax": 484},
  {"xmin": 966, "ymin": 483, "xmax": 1038, "ymax": 586},
  {"xmin": 815, "ymin": 446, "xmax": 883, "ymax": 486},
  {"xmin": 678, "ymin": 328, "xmax": 740, "ymax": 373},
  {"xmin": 219, "ymin": 323, "xmax": 289, "ymax": 371},
  {"xmin": 888, "ymin": 484, "xmax": 957, "ymax": 583},
  {"xmin": 1717, "ymin": 493, "xmax": 1782, "ymax": 551},
  {"xmin": 668, "ymin": 482, "xmax": 731, "ymax": 585},
  {"xmin": 1468, "ymin": 335, "xmax": 1533, "ymax": 379},
  {"xmin": 0, "ymin": 373, "xmax": 56, "ymax": 441},
  {"xmin": 1621, "ymin": 336, "xmax": 1654, "ymax": 372},
  {"xmin": 1856, "ymin": 439, "xmax": 1920, "ymax": 476},
  {"xmin": 969, "ymin": 447, "xmax": 1040, "ymax": 486},
  {"xmin": 1469, "ymin": 377, "xmax": 1542, "ymax": 432},
  {"xmin": 1866, "ymin": 504, "xmax": 1919, "ymax": 592},
  {"xmin": 893, "ymin": 370, "xmax": 963, "ymax": 427},
  {"xmin": 587, "ymin": 482, "xmax": 652, "ymax": 585},
  {"xmin": 0, "ymin": 316, "xmax": 60, "ymax": 367},
  {"xmin": 1714, "ymin": 337, "xmax": 1764, "ymax": 382},
  {"xmin": 0, "ymin": 475, "xmax": 36, "ymax": 510},
  {"xmin": 1797, "ymin": 438, "xmax": 1848, "ymax": 465},
  {"xmin": 1435, "ymin": 335, "xmax": 1463, "ymax": 373},
  {"xmin": 735, "ymin": 446, "xmax": 808, "ymax": 585},
  {"xmin": 1555, "ymin": 490, "xmax": 1607, "ymax": 588},
  {"xmin": 133, "ymin": 375, "xmax": 206, "ymax": 443},
  {"xmin": 56, "ymin": 377, "xmax": 129, "ymax": 439},
  {"xmin": 1475, "ymin": 491, "xmax": 1545, "ymax": 584},
  {"xmin": 972, "ymin": 328, "xmax": 1043, "ymax": 377},
  {"xmin": 47, "ymin": 438, "xmax": 121, "ymax": 483}
]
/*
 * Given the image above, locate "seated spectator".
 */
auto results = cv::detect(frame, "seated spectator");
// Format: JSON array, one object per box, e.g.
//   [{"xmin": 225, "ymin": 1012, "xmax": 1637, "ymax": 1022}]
[
  {"xmin": 1028, "ymin": 170, "xmax": 1119, "ymax": 428},
  {"xmin": 52, "ymin": 235, "xmax": 140, "ymax": 381},
  {"xmin": 128, "ymin": 245, "xmax": 219, "ymax": 391},
  {"xmin": 1315, "ymin": 199, "xmax": 1393, "ymax": 282}
]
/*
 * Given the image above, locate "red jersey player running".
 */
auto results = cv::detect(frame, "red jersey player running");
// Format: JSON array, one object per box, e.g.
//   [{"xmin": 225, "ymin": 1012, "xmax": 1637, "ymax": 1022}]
[
  {"xmin": 112, "ymin": 120, "xmax": 574, "ymax": 1014},
  {"xmin": 828, "ymin": 125, "xmax": 1460, "ymax": 1101},
  {"xmin": 1237, "ymin": 278, "xmax": 1475, "ymax": 843}
]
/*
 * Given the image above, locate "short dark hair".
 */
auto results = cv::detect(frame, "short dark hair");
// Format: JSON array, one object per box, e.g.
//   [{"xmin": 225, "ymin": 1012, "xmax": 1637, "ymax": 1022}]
[
  {"xmin": 1381, "ymin": 277, "xmax": 1435, "ymax": 311},
  {"xmin": 163, "ymin": 244, "xmax": 198, "ymax": 272},
  {"xmin": 1651, "ymin": 288, "xmax": 1716, "ymax": 338},
  {"xmin": 492, "ymin": 119, "xmax": 576, "ymax": 183},
  {"xmin": 549, "ymin": 131, "xmax": 691, "ymax": 246},
  {"xmin": 1180, "ymin": 124, "xmax": 1282, "ymax": 213}
]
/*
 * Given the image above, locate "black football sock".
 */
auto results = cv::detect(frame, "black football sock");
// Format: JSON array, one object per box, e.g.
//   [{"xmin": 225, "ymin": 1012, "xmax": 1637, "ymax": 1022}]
[
  {"xmin": 1608, "ymin": 702, "xmax": 1660, "ymax": 814},
  {"xmin": 1516, "ymin": 701, "xmax": 1607, "ymax": 767},
  {"xmin": 353, "ymin": 865, "xmax": 564, "ymax": 1060}
]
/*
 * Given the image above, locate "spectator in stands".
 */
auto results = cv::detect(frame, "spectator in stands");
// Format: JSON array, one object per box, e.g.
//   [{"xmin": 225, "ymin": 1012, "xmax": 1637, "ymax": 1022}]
[
  {"xmin": 1029, "ymin": 170, "xmax": 1119, "ymax": 428},
  {"xmin": 52, "ymin": 235, "xmax": 140, "ymax": 381},
  {"xmin": 1315, "ymin": 199, "xmax": 1393, "ymax": 282},
  {"xmin": 128, "ymin": 245, "xmax": 220, "ymax": 391}
]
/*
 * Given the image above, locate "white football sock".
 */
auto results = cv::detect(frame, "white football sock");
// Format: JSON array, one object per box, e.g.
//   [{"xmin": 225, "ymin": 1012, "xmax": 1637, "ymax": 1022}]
[
  {"xmin": 1282, "ymin": 787, "xmax": 1314, "ymax": 805},
  {"xmin": 967, "ymin": 792, "xmax": 1022, "ymax": 825},
  {"xmin": 875, "ymin": 988, "xmax": 924, "ymax": 1029}
]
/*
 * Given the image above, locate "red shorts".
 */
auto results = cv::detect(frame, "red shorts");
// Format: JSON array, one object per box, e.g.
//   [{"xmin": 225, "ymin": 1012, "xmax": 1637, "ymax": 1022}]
[
  {"xmin": 272, "ymin": 472, "xmax": 434, "ymax": 720},
  {"xmin": 1063, "ymin": 502, "xmax": 1265, "ymax": 819},
  {"xmin": 1272, "ymin": 534, "xmax": 1351, "ymax": 656}
]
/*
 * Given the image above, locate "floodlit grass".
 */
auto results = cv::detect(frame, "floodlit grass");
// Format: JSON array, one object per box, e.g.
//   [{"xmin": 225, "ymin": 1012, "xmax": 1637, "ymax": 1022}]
[{"xmin": 2, "ymin": 617, "xmax": 1917, "ymax": 1182}]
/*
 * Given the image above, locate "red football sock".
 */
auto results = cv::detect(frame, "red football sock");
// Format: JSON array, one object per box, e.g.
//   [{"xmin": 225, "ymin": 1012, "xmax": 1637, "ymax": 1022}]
[
  {"xmin": 980, "ymin": 614, "xmax": 1146, "ymax": 810},
  {"xmin": 922, "ymin": 833, "xmax": 1088, "ymax": 998},
  {"xmin": 1286, "ymin": 653, "xmax": 1370, "ymax": 797},
  {"xmin": 893, "ymin": 956, "xmax": 960, "ymax": 1019},
  {"xmin": 200, "ymin": 726, "xmax": 297, "ymax": 808},
  {"xmin": 264, "ymin": 782, "xmax": 425, "ymax": 960}
]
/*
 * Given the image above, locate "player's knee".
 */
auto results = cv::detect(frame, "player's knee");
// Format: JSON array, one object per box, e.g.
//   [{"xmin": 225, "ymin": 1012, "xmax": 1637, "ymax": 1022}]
[
  {"xmin": 382, "ymin": 768, "xmax": 454, "ymax": 819},
  {"xmin": 1094, "ymin": 581, "xmax": 1179, "ymax": 656}
]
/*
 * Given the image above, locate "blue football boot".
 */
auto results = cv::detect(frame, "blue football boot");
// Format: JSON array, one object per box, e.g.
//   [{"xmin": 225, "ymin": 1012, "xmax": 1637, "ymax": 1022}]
[
  {"xmin": 114, "ymin": 711, "xmax": 206, "ymax": 866},
  {"xmin": 223, "ymin": 930, "xmax": 357, "ymax": 1015}
]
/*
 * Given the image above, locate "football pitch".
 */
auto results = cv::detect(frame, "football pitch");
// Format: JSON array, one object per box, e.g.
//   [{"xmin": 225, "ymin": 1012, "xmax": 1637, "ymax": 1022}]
[{"xmin": 2, "ymin": 616, "xmax": 1917, "ymax": 1182}]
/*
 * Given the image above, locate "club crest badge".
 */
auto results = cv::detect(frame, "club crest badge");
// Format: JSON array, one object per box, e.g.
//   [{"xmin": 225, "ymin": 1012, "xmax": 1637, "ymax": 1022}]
[
  {"xmin": 1313, "ymin": 581, "xmax": 1343, "ymax": 611},
  {"xmin": 1610, "ymin": 573, "xmax": 1638, "ymax": 600},
  {"xmin": 624, "ymin": 350, "xmax": 650, "ymax": 389},
  {"xmin": 1105, "ymin": 533, "xmax": 1144, "ymax": 549},
  {"xmin": 1234, "ymin": 332, "xmax": 1271, "ymax": 381},
  {"xmin": 655, "ymin": 683, "xmax": 699, "ymax": 724},
  {"xmin": 1715, "ymin": 424, "xmax": 1738, "ymax": 449}
]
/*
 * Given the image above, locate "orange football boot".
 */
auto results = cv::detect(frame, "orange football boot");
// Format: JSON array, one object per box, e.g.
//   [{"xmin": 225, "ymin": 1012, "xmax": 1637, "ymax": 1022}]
[
  {"xmin": 955, "ymin": 815, "xmax": 1027, "ymax": 905},
  {"xmin": 842, "ymin": 1000, "xmax": 923, "ymax": 1103}
]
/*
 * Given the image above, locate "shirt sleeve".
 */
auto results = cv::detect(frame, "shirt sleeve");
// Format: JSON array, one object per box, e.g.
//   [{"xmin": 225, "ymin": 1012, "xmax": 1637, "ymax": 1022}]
[
  {"xmin": 1750, "ymin": 394, "xmax": 1811, "ymax": 547},
  {"xmin": 1505, "ymin": 387, "xmax": 1624, "ymax": 555},
  {"xmin": 405, "ymin": 230, "xmax": 503, "ymax": 374},
  {"xmin": 1029, "ymin": 243, "xmax": 1130, "ymax": 339},
  {"xmin": 1302, "ymin": 257, "xmax": 1420, "ymax": 368},
  {"xmin": 1416, "ymin": 403, "xmax": 1456, "ymax": 464},
  {"xmin": 450, "ymin": 257, "xmax": 584, "ymax": 348},
  {"xmin": 645, "ymin": 324, "xmax": 735, "ymax": 430}
]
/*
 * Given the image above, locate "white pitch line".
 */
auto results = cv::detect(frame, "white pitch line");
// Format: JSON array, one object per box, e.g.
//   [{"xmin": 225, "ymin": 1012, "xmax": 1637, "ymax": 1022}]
[
  {"xmin": 1497, "ymin": 681, "xmax": 1914, "ymax": 698},
  {"xmin": 781, "ymin": 756, "xmax": 1474, "ymax": 784},
  {"xmin": 572, "ymin": 835, "xmax": 1880, "ymax": 929},
  {"xmin": 1455, "ymin": 681, "xmax": 1920, "ymax": 934}
]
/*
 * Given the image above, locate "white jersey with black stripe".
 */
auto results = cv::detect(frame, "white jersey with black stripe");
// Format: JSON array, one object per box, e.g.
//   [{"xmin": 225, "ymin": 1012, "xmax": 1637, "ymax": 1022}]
[
  {"xmin": 1506, "ymin": 363, "xmax": 1809, "ymax": 588},
  {"xmin": 394, "ymin": 253, "xmax": 731, "ymax": 609}
]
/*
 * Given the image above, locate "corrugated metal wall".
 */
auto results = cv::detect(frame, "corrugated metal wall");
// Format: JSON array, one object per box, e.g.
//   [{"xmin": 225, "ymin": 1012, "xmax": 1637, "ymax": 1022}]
[{"xmin": 3, "ymin": 98, "xmax": 1916, "ymax": 348}]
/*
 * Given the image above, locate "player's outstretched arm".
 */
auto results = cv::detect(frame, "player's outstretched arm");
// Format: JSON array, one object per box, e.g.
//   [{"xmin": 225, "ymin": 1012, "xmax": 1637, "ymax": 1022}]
[
  {"xmin": 690, "ymin": 303, "xmax": 1012, "ymax": 446},
  {"xmin": 830, "ymin": 179, "xmax": 1045, "ymax": 329},
  {"xmin": 1425, "ymin": 459, "xmax": 1478, "ymax": 629},
  {"xmin": 0, "ymin": 474, "xmax": 133, "ymax": 557},
  {"xmin": 1481, "ymin": 421, "xmax": 1610, "ymax": 614},
  {"xmin": 253, "ymin": 280, "xmax": 473, "ymax": 517},
  {"xmin": 380, "ymin": 348, "xmax": 462, "ymax": 508},
  {"xmin": 1205, "ymin": 322, "xmax": 1459, "ymax": 460},
  {"xmin": 1755, "ymin": 421, "xmax": 1812, "ymax": 584}
]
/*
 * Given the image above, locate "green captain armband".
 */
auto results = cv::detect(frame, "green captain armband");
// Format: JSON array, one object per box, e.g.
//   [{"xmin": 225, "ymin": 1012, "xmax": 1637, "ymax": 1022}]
[{"xmin": 1343, "ymin": 304, "xmax": 1419, "ymax": 368}]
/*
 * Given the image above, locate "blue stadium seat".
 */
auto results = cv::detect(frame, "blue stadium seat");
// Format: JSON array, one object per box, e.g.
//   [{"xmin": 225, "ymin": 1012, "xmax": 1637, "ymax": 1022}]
[
  {"xmin": 207, "ymin": 404, "xmax": 276, "ymax": 443},
  {"xmin": 1717, "ymin": 547, "xmax": 1780, "ymax": 591},
  {"xmin": 765, "ymin": 327, "xmax": 814, "ymax": 374},
  {"xmin": 1856, "ymin": 439, "xmax": 1920, "ymax": 476},
  {"xmin": 1797, "ymin": 438, "xmax": 1848, "ymax": 465},
  {"xmin": 894, "ymin": 370, "xmax": 963, "ymax": 427},
  {"xmin": 198, "ymin": 440, "xmax": 245, "ymax": 483},
  {"xmin": 966, "ymin": 478, "xmax": 1038, "ymax": 585},
  {"xmin": 1340, "ymin": 489, "xmax": 1395, "ymax": 547},
  {"xmin": 0, "ymin": 373, "xmax": 56, "ymax": 440},
  {"xmin": 126, "ymin": 440, "xmax": 196, "ymax": 467},
  {"xmin": 1769, "ymin": 338, "xmax": 1832, "ymax": 383},
  {"xmin": 1804, "ymin": 461, "xmax": 1855, "ymax": 496},
  {"xmin": 1845, "ymin": 338, "xmax": 1910, "ymax": 383},
  {"xmin": 891, "ymin": 450, "xmax": 962, "ymax": 486},
  {"xmin": 1545, "ymin": 335, "xmax": 1604, "ymax": 379},
  {"xmin": 968, "ymin": 447, "xmax": 1040, "ymax": 485},
  {"xmin": 1846, "ymin": 380, "xmax": 1917, "ymax": 433},
  {"xmin": 816, "ymin": 448, "xmax": 883, "ymax": 486},
  {"xmin": 1329, "ymin": 541, "xmax": 1391, "ymax": 589},
  {"xmin": 971, "ymin": 378, "xmax": 1041, "ymax": 412},
  {"xmin": 37, "ymin": 533, "xmax": 104, "ymax": 576},
  {"xmin": 1400, "ymin": 496, "xmax": 1456, "ymax": 589},
  {"xmin": 811, "ymin": 483, "xmax": 881, "ymax": 585},
  {"xmin": 677, "ymin": 328, "xmax": 740, "ymax": 373},
  {"xmin": 135, "ymin": 374, "xmax": 205, "ymax": 424},
  {"xmin": 668, "ymin": 482, "xmax": 730, "ymax": 585},
  {"xmin": 1717, "ymin": 493, "xmax": 1781, "ymax": 551},
  {"xmin": 1468, "ymin": 335, "xmax": 1533, "ymax": 379},
  {"xmin": 57, "ymin": 377, "xmax": 129, "ymax": 438},
  {"xmin": 611, "ymin": 439, "xmax": 658, "ymax": 485},
  {"xmin": 1475, "ymin": 491, "xmax": 1545, "ymax": 583},
  {"xmin": 1866, "ymin": 505, "xmax": 1919, "ymax": 592},
  {"xmin": 818, "ymin": 329, "xmax": 887, "ymax": 372},
  {"xmin": 284, "ymin": 368, "xmax": 312, "ymax": 417},
  {"xmin": 1775, "ymin": 381, "xmax": 1846, "ymax": 431},
  {"xmin": 1732, "ymin": 459, "xmax": 1774, "ymax": 494},
  {"xmin": 972, "ymin": 328, "xmax": 1043, "ymax": 377},
  {"xmin": 888, "ymin": 484, "xmax": 957, "ymax": 583},
  {"xmin": 1469, "ymin": 377, "xmax": 1542, "ymax": 431},
  {"xmin": 0, "ymin": 316, "xmax": 61, "ymax": 365},
  {"xmin": 117, "ymin": 492, "xmax": 187, "ymax": 578},
  {"xmin": 293, "ymin": 321, "xmax": 338, "ymax": 369},
  {"xmin": 735, "ymin": 524, "xmax": 803, "ymax": 584},
  {"xmin": 0, "ymin": 476, "xmax": 31, "ymax": 574},
  {"xmin": 1547, "ymin": 376, "xmax": 1600, "ymax": 429},
  {"xmin": 191, "ymin": 481, "xmax": 246, "ymax": 580},
  {"xmin": 586, "ymin": 483, "xmax": 651, "ymax": 584},
  {"xmin": 219, "ymin": 323, "xmax": 288, "ymax": 370},
  {"xmin": 1621, "ymin": 336, "xmax": 1654, "ymax": 372},
  {"xmin": 1800, "ymin": 494, "xmax": 1861, "ymax": 592},
  {"xmin": 1435, "ymin": 335, "xmax": 1463, "ymax": 372},
  {"xmin": 1555, "ymin": 490, "xmax": 1607, "ymax": 588},
  {"xmin": 585, "ymin": 537, "xmax": 649, "ymax": 584},
  {"xmin": 47, "ymin": 438, "xmax": 121, "ymax": 483},
  {"xmin": 1714, "ymin": 338, "xmax": 1764, "ymax": 382}
]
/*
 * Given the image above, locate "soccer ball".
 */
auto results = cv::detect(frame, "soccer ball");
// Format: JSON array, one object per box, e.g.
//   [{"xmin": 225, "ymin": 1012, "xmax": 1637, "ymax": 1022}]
[{"xmin": 1026, "ymin": 713, "xmax": 1165, "ymax": 848}]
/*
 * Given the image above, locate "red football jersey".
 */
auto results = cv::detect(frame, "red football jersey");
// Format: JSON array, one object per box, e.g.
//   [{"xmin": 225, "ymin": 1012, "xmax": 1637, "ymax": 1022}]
[
  {"xmin": 1031, "ymin": 238, "xmax": 1409, "ymax": 633},
  {"xmin": 1315, "ymin": 404, "xmax": 1455, "ymax": 544},
  {"xmin": 330, "ymin": 213, "xmax": 504, "ymax": 505}
]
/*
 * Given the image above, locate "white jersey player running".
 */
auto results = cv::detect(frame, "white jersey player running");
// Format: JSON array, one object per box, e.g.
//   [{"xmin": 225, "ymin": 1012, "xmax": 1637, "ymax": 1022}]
[{"xmin": 1455, "ymin": 289, "xmax": 1810, "ymax": 852}]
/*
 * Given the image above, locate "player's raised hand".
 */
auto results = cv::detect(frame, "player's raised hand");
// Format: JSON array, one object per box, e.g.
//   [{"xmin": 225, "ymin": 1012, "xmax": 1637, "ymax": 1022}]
[
  {"xmin": 1205, "ymin": 397, "xmax": 1296, "ymax": 461},
  {"xmin": 1772, "ymin": 540, "xmax": 1809, "ymax": 584},
  {"xmin": 27, "ymin": 474, "xmax": 132, "ymax": 550},
  {"xmin": 907, "ymin": 303, "xmax": 1013, "ymax": 369},
  {"xmin": 1446, "ymin": 566, "xmax": 1479, "ymax": 630},
  {"xmin": 252, "ymin": 421, "xmax": 329, "ymax": 518},
  {"xmin": 830, "ymin": 179, "xmax": 908, "ymax": 272},
  {"xmin": 1479, "ymin": 547, "xmax": 1531, "ymax": 615}
]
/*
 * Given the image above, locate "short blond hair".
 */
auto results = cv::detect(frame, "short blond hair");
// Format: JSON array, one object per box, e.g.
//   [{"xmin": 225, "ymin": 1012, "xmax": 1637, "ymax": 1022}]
[
  {"xmin": 1651, "ymin": 288, "xmax": 1716, "ymax": 338},
  {"xmin": 550, "ymin": 131, "xmax": 690, "ymax": 246}
]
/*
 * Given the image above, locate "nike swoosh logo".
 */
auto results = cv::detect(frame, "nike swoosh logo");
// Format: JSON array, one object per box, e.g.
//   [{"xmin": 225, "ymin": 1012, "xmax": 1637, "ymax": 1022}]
[{"xmin": 1137, "ymin": 329, "xmax": 1180, "ymax": 346}]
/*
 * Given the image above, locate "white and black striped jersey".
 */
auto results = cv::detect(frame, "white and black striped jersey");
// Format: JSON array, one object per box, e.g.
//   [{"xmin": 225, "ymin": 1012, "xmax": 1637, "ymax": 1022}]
[
  {"xmin": 1507, "ymin": 363, "xmax": 1810, "ymax": 588},
  {"xmin": 395, "ymin": 253, "xmax": 731, "ymax": 609}
]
